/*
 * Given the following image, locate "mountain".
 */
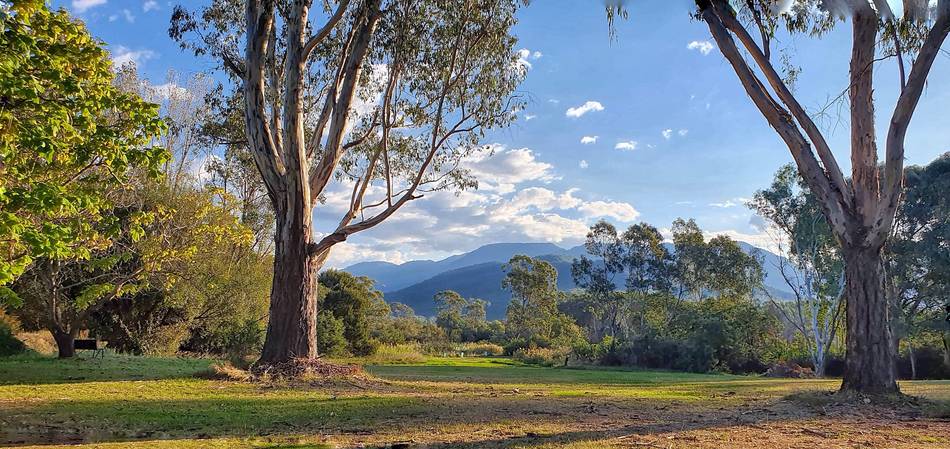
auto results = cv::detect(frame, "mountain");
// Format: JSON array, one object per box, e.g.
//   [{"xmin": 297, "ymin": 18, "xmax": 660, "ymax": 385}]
[
  {"xmin": 346, "ymin": 242, "xmax": 576, "ymax": 291},
  {"xmin": 345, "ymin": 241, "xmax": 795, "ymax": 320}
]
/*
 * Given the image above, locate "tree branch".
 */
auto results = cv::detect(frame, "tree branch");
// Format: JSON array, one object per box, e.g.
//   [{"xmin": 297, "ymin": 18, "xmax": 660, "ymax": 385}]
[{"xmin": 872, "ymin": 4, "xmax": 950, "ymax": 246}]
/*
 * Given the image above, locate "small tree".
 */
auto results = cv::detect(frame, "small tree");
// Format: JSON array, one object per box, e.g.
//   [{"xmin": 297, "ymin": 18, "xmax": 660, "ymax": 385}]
[
  {"xmin": 318, "ymin": 270, "xmax": 388, "ymax": 356},
  {"xmin": 0, "ymin": 3, "xmax": 166, "ymax": 285},
  {"xmin": 750, "ymin": 165, "xmax": 844, "ymax": 377}
]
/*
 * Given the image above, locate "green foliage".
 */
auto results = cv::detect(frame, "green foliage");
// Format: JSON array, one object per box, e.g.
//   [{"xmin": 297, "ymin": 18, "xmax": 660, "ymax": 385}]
[
  {"xmin": 0, "ymin": 314, "xmax": 25, "ymax": 356},
  {"xmin": 0, "ymin": 3, "xmax": 167, "ymax": 285},
  {"xmin": 503, "ymin": 256, "xmax": 584, "ymax": 352},
  {"xmin": 316, "ymin": 311, "xmax": 348, "ymax": 357},
  {"xmin": 512, "ymin": 346, "xmax": 570, "ymax": 367},
  {"xmin": 319, "ymin": 270, "xmax": 389, "ymax": 356},
  {"xmin": 670, "ymin": 218, "xmax": 763, "ymax": 300},
  {"xmin": 433, "ymin": 290, "xmax": 491, "ymax": 342},
  {"xmin": 890, "ymin": 153, "xmax": 950, "ymax": 346}
]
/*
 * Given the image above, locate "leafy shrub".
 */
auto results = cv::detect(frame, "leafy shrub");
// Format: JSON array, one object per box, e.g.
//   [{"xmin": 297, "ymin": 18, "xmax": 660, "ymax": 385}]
[
  {"xmin": 223, "ymin": 319, "xmax": 265, "ymax": 366},
  {"xmin": 456, "ymin": 341, "xmax": 504, "ymax": 356},
  {"xmin": 0, "ymin": 320, "xmax": 26, "ymax": 357},
  {"xmin": 360, "ymin": 343, "xmax": 426, "ymax": 364},
  {"xmin": 513, "ymin": 347, "xmax": 570, "ymax": 367},
  {"xmin": 317, "ymin": 311, "xmax": 348, "ymax": 357}
]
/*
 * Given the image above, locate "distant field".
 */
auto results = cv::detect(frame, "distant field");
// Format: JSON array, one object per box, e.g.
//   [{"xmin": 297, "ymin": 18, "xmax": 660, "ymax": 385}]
[{"xmin": 0, "ymin": 354, "xmax": 947, "ymax": 448}]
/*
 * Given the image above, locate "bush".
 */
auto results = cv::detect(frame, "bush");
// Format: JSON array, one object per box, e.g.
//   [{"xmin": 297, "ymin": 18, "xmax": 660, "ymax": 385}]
[
  {"xmin": 317, "ymin": 311, "xmax": 348, "ymax": 357},
  {"xmin": 455, "ymin": 341, "xmax": 504, "ymax": 356},
  {"xmin": 359, "ymin": 343, "xmax": 426, "ymax": 364},
  {"xmin": 513, "ymin": 347, "xmax": 570, "ymax": 367},
  {"xmin": 0, "ymin": 313, "xmax": 26, "ymax": 357}
]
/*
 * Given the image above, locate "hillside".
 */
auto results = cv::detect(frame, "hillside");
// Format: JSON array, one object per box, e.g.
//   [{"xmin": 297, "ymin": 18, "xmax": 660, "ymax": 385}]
[{"xmin": 347, "ymin": 242, "xmax": 795, "ymax": 319}]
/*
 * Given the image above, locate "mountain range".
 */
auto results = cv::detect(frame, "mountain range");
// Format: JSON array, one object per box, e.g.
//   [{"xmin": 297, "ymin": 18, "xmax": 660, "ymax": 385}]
[{"xmin": 346, "ymin": 242, "xmax": 794, "ymax": 319}]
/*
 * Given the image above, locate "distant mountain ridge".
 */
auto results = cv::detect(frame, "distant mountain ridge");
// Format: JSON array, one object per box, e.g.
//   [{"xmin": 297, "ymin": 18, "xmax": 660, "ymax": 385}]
[{"xmin": 345, "ymin": 241, "xmax": 794, "ymax": 320}]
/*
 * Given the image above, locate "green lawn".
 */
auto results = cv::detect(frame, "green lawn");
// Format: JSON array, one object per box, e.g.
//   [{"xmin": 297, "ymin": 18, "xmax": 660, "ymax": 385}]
[{"xmin": 0, "ymin": 354, "xmax": 948, "ymax": 449}]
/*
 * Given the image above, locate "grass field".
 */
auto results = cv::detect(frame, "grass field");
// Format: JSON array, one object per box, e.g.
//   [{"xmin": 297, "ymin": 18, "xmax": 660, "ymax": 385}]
[{"xmin": 0, "ymin": 354, "xmax": 948, "ymax": 448}]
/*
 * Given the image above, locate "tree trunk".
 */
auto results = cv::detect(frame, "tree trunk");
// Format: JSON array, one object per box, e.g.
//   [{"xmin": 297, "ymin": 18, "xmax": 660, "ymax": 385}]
[
  {"xmin": 840, "ymin": 246, "xmax": 899, "ymax": 394},
  {"xmin": 52, "ymin": 329, "xmax": 76, "ymax": 359},
  {"xmin": 257, "ymin": 192, "xmax": 321, "ymax": 366},
  {"xmin": 908, "ymin": 344, "xmax": 917, "ymax": 380}
]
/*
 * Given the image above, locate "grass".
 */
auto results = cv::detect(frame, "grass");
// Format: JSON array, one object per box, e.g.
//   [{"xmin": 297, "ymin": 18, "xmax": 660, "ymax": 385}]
[{"xmin": 0, "ymin": 353, "xmax": 948, "ymax": 448}]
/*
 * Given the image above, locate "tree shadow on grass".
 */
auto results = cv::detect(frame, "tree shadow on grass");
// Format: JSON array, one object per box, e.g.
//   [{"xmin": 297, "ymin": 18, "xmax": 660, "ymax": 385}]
[
  {"xmin": 0, "ymin": 389, "xmax": 815, "ymax": 448},
  {"xmin": 0, "ymin": 354, "xmax": 214, "ymax": 386}
]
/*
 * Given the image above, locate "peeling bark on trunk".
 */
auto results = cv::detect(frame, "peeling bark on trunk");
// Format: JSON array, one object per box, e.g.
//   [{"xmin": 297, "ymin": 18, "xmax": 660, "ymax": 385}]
[
  {"xmin": 840, "ymin": 246, "xmax": 899, "ymax": 394},
  {"xmin": 257, "ymin": 189, "xmax": 320, "ymax": 365}
]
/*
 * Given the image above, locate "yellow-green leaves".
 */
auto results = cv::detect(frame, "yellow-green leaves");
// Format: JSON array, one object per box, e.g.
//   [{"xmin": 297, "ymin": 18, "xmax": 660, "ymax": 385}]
[{"xmin": 0, "ymin": 3, "xmax": 167, "ymax": 284}]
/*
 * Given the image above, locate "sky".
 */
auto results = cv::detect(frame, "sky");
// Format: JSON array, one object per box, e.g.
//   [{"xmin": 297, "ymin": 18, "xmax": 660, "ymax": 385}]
[{"xmin": 56, "ymin": 0, "xmax": 950, "ymax": 267}]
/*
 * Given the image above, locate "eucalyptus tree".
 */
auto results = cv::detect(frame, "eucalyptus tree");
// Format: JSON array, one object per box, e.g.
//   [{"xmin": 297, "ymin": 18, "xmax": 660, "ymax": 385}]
[
  {"xmin": 571, "ymin": 221, "xmax": 626, "ymax": 339},
  {"xmin": 611, "ymin": 0, "xmax": 949, "ymax": 393},
  {"xmin": 750, "ymin": 165, "xmax": 844, "ymax": 377},
  {"xmin": 888, "ymin": 153, "xmax": 950, "ymax": 377},
  {"xmin": 620, "ymin": 223, "xmax": 671, "ymax": 295},
  {"xmin": 695, "ymin": 0, "xmax": 948, "ymax": 394},
  {"xmin": 171, "ymin": 0, "xmax": 526, "ymax": 365}
]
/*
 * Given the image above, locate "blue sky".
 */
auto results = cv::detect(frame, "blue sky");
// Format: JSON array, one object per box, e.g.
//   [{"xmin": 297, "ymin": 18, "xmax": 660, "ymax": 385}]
[{"xmin": 57, "ymin": 0, "xmax": 950, "ymax": 266}]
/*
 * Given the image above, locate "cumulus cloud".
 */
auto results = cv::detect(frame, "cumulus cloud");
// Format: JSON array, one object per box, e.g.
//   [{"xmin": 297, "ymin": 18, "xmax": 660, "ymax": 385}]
[
  {"xmin": 615, "ymin": 140, "xmax": 638, "ymax": 151},
  {"xmin": 578, "ymin": 201, "xmax": 640, "ymax": 222},
  {"xmin": 311, "ymin": 142, "xmax": 645, "ymax": 267},
  {"xmin": 461, "ymin": 145, "xmax": 557, "ymax": 193},
  {"xmin": 110, "ymin": 46, "xmax": 156, "ymax": 68},
  {"xmin": 143, "ymin": 0, "xmax": 159, "ymax": 12},
  {"xmin": 678, "ymin": 129, "xmax": 689, "ymax": 136},
  {"xmin": 566, "ymin": 101, "xmax": 604, "ymax": 118},
  {"xmin": 72, "ymin": 0, "xmax": 107, "ymax": 13},
  {"xmin": 524, "ymin": 114, "xmax": 537, "ymax": 121},
  {"xmin": 687, "ymin": 40, "xmax": 715, "ymax": 55},
  {"xmin": 580, "ymin": 136, "xmax": 598, "ymax": 145},
  {"xmin": 662, "ymin": 129, "xmax": 673, "ymax": 140},
  {"xmin": 579, "ymin": 160, "xmax": 589, "ymax": 169}
]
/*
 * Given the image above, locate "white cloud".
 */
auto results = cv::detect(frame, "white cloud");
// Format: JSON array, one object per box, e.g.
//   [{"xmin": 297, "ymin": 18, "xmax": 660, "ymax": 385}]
[
  {"xmin": 580, "ymin": 136, "xmax": 598, "ymax": 145},
  {"xmin": 461, "ymin": 145, "xmax": 557, "ymax": 193},
  {"xmin": 121, "ymin": 8, "xmax": 135, "ymax": 23},
  {"xmin": 662, "ymin": 129, "xmax": 673, "ymax": 140},
  {"xmin": 524, "ymin": 114, "xmax": 537, "ymax": 121},
  {"xmin": 548, "ymin": 99, "xmax": 560, "ymax": 104},
  {"xmin": 565, "ymin": 101, "xmax": 604, "ymax": 118},
  {"xmin": 72, "ymin": 0, "xmax": 107, "ymax": 13},
  {"xmin": 678, "ymin": 129, "xmax": 689, "ymax": 136},
  {"xmin": 709, "ymin": 197, "xmax": 751, "ymax": 208},
  {"xmin": 687, "ymin": 40, "xmax": 715, "ymax": 55},
  {"xmin": 143, "ymin": 0, "xmax": 159, "ymax": 12},
  {"xmin": 516, "ymin": 48, "xmax": 542, "ymax": 71},
  {"xmin": 578, "ymin": 201, "xmax": 640, "ymax": 222},
  {"xmin": 110, "ymin": 46, "xmax": 156, "ymax": 68},
  {"xmin": 615, "ymin": 140, "xmax": 638, "ymax": 151},
  {"xmin": 325, "ymin": 241, "xmax": 410, "ymax": 267},
  {"xmin": 579, "ymin": 160, "xmax": 589, "ymax": 169}
]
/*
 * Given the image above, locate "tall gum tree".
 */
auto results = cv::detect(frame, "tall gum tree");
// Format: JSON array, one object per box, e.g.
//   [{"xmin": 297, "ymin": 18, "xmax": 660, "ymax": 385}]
[
  {"xmin": 626, "ymin": 0, "xmax": 948, "ymax": 394},
  {"xmin": 170, "ymin": 0, "xmax": 526, "ymax": 366}
]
